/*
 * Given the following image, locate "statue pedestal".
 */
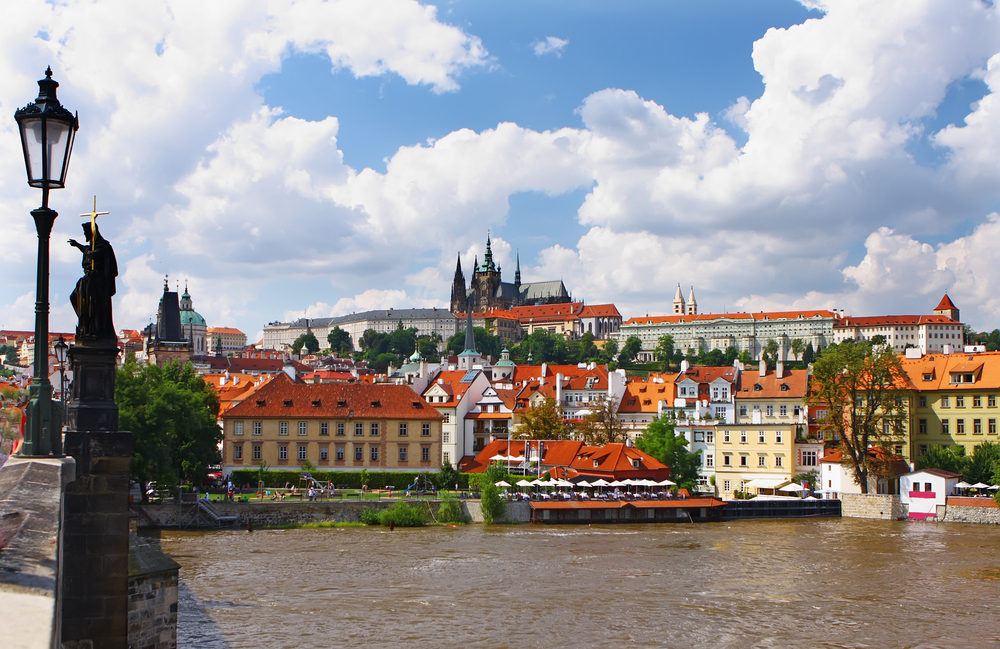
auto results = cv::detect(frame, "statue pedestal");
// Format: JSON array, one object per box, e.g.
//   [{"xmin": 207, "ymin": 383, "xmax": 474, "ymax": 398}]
[{"xmin": 66, "ymin": 341, "xmax": 119, "ymax": 432}]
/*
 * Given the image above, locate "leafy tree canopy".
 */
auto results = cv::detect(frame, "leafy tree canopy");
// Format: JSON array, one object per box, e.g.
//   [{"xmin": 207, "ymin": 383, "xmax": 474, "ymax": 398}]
[
  {"xmin": 634, "ymin": 416, "xmax": 700, "ymax": 491},
  {"xmin": 292, "ymin": 332, "xmax": 319, "ymax": 355},
  {"xmin": 326, "ymin": 327, "xmax": 352, "ymax": 355},
  {"xmin": 575, "ymin": 395, "xmax": 627, "ymax": 446},
  {"xmin": 515, "ymin": 397, "xmax": 571, "ymax": 440},
  {"xmin": 116, "ymin": 358, "xmax": 222, "ymax": 499}
]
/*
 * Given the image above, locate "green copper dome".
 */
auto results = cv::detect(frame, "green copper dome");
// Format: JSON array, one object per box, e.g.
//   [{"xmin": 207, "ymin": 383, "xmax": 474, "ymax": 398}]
[{"xmin": 180, "ymin": 310, "xmax": 206, "ymax": 327}]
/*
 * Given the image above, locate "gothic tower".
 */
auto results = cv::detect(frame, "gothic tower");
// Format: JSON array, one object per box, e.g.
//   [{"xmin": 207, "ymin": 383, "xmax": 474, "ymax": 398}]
[{"xmin": 449, "ymin": 253, "xmax": 467, "ymax": 313}]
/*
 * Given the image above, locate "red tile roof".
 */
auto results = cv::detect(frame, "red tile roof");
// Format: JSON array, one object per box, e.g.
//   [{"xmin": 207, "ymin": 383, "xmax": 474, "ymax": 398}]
[
  {"xmin": 223, "ymin": 373, "xmax": 442, "ymax": 420},
  {"xmin": 624, "ymin": 310, "xmax": 838, "ymax": 326},
  {"xmin": 934, "ymin": 293, "xmax": 958, "ymax": 311},
  {"xmin": 835, "ymin": 315, "xmax": 958, "ymax": 327},
  {"xmin": 737, "ymin": 368, "xmax": 808, "ymax": 399},
  {"xmin": 512, "ymin": 303, "xmax": 584, "ymax": 322},
  {"xmin": 578, "ymin": 304, "xmax": 621, "ymax": 318}
]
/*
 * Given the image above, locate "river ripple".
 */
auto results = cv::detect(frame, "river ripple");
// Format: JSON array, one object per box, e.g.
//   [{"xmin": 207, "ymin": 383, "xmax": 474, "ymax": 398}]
[{"xmin": 157, "ymin": 518, "xmax": 1000, "ymax": 649}]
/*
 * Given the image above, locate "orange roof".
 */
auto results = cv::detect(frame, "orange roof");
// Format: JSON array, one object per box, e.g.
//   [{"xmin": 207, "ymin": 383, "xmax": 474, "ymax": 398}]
[
  {"xmin": 512, "ymin": 303, "xmax": 583, "ymax": 322},
  {"xmin": 453, "ymin": 309, "xmax": 518, "ymax": 320},
  {"xmin": 619, "ymin": 380, "xmax": 674, "ymax": 413},
  {"xmin": 935, "ymin": 293, "xmax": 958, "ymax": 311},
  {"xmin": 624, "ymin": 310, "xmax": 838, "ymax": 326},
  {"xmin": 820, "ymin": 448, "xmax": 910, "ymax": 476},
  {"xmin": 208, "ymin": 327, "xmax": 246, "ymax": 335},
  {"xmin": 224, "ymin": 373, "xmax": 442, "ymax": 420},
  {"xmin": 900, "ymin": 351, "xmax": 1000, "ymax": 391},
  {"xmin": 461, "ymin": 440, "xmax": 669, "ymax": 479},
  {"xmin": 677, "ymin": 365, "xmax": 738, "ymax": 384},
  {"xmin": 836, "ymin": 315, "xmax": 958, "ymax": 327},
  {"xmin": 737, "ymin": 367, "xmax": 809, "ymax": 399},
  {"xmin": 421, "ymin": 370, "xmax": 483, "ymax": 405},
  {"xmin": 578, "ymin": 304, "xmax": 621, "ymax": 318}
]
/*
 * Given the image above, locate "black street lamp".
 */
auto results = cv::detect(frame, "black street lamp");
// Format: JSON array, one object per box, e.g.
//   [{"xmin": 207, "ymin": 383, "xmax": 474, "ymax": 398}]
[
  {"xmin": 14, "ymin": 67, "xmax": 79, "ymax": 457},
  {"xmin": 53, "ymin": 335, "xmax": 69, "ymax": 413}
]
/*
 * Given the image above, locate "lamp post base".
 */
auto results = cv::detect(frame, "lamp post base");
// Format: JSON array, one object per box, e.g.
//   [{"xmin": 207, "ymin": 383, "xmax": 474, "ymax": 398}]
[
  {"xmin": 66, "ymin": 340, "xmax": 119, "ymax": 432},
  {"xmin": 20, "ymin": 380, "xmax": 64, "ymax": 457}
]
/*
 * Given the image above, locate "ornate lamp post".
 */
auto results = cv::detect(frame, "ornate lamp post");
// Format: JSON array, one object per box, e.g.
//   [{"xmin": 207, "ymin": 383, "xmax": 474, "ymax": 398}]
[
  {"xmin": 53, "ymin": 335, "xmax": 69, "ymax": 412},
  {"xmin": 14, "ymin": 67, "xmax": 79, "ymax": 456}
]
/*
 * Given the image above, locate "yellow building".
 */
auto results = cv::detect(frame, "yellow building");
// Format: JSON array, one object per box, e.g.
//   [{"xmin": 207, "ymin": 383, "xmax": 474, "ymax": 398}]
[
  {"xmin": 716, "ymin": 363, "xmax": 810, "ymax": 499},
  {"xmin": 901, "ymin": 351, "xmax": 1000, "ymax": 458},
  {"xmin": 221, "ymin": 373, "xmax": 443, "ymax": 474}
]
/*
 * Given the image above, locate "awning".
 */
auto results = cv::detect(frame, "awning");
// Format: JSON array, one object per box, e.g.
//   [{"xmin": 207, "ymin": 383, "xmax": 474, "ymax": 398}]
[{"xmin": 745, "ymin": 478, "xmax": 789, "ymax": 489}]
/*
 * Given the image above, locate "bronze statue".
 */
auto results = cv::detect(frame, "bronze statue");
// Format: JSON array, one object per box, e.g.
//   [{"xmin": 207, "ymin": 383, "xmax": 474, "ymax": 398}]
[{"xmin": 69, "ymin": 222, "xmax": 118, "ymax": 342}]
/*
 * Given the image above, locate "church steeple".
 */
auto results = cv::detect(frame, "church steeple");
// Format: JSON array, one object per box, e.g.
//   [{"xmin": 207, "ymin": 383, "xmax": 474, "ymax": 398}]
[
  {"xmin": 514, "ymin": 251, "xmax": 521, "ymax": 288},
  {"xmin": 672, "ymin": 283, "xmax": 686, "ymax": 315},
  {"xmin": 482, "ymin": 231, "xmax": 497, "ymax": 273},
  {"xmin": 450, "ymin": 253, "xmax": 467, "ymax": 313}
]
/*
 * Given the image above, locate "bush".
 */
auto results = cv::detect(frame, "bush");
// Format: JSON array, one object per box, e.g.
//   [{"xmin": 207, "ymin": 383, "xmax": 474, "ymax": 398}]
[
  {"xmin": 377, "ymin": 501, "xmax": 426, "ymax": 527},
  {"xmin": 479, "ymin": 481, "xmax": 506, "ymax": 525},
  {"xmin": 436, "ymin": 491, "xmax": 468, "ymax": 524},
  {"xmin": 360, "ymin": 508, "xmax": 380, "ymax": 525}
]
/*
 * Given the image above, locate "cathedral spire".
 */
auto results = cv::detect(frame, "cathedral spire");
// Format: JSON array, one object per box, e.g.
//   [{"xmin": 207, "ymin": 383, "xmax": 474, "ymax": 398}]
[
  {"xmin": 482, "ymin": 231, "xmax": 496, "ymax": 273},
  {"xmin": 514, "ymin": 251, "xmax": 521, "ymax": 288}
]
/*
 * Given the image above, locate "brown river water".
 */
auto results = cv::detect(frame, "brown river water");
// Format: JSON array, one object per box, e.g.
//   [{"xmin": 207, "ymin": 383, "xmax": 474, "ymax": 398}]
[{"xmin": 157, "ymin": 519, "xmax": 1000, "ymax": 649}]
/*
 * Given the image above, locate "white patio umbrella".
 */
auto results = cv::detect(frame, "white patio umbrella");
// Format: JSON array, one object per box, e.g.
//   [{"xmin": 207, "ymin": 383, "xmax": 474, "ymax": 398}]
[
  {"xmin": 989, "ymin": 485, "xmax": 1000, "ymax": 490},
  {"xmin": 657, "ymin": 479, "xmax": 676, "ymax": 486},
  {"xmin": 576, "ymin": 480, "xmax": 592, "ymax": 488},
  {"xmin": 516, "ymin": 479, "xmax": 534, "ymax": 488},
  {"xmin": 530, "ymin": 479, "xmax": 546, "ymax": 486},
  {"xmin": 779, "ymin": 483, "xmax": 805, "ymax": 492},
  {"xmin": 609, "ymin": 480, "xmax": 626, "ymax": 487},
  {"xmin": 591, "ymin": 479, "xmax": 611, "ymax": 487},
  {"xmin": 972, "ymin": 482, "xmax": 990, "ymax": 489},
  {"xmin": 955, "ymin": 480, "xmax": 973, "ymax": 488},
  {"xmin": 495, "ymin": 480, "xmax": 511, "ymax": 487},
  {"xmin": 489, "ymin": 454, "xmax": 507, "ymax": 461}
]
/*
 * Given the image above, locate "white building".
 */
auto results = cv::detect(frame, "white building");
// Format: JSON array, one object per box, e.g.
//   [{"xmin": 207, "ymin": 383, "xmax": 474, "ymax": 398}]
[
  {"xmin": 421, "ymin": 369, "xmax": 490, "ymax": 468},
  {"xmin": 899, "ymin": 468, "xmax": 962, "ymax": 520},
  {"xmin": 263, "ymin": 308, "xmax": 460, "ymax": 351},
  {"xmin": 832, "ymin": 295, "xmax": 964, "ymax": 355}
]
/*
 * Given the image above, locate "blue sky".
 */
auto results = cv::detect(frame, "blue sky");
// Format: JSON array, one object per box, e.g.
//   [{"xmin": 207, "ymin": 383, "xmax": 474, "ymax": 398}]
[{"xmin": 2, "ymin": 0, "xmax": 1000, "ymax": 341}]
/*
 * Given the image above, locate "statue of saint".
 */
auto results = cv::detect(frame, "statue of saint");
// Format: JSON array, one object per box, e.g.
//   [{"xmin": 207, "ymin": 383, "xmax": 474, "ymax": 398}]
[{"xmin": 69, "ymin": 222, "xmax": 118, "ymax": 342}]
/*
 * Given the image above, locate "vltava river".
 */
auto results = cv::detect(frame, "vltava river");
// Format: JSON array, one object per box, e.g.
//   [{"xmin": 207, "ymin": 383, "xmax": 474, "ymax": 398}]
[{"xmin": 159, "ymin": 519, "xmax": 1000, "ymax": 649}]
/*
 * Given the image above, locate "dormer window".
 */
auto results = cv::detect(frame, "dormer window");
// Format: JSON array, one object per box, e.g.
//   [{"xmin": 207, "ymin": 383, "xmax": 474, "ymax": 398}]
[
  {"xmin": 283, "ymin": 399, "xmax": 293, "ymax": 407},
  {"xmin": 256, "ymin": 399, "xmax": 266, "ymax": 407},
  {"xmin": 753, "ymin": 384, "xmax": 763, "ymax": 391},
  {"xmin": 311, "ymin": 400, "xmax": 321, "ymax": 407},
  {"xmin": 593, "ymin": 460, "xmax": 599, "ymax": 468},
  {"xmin": 371, "ymin": 400, "xmax": 381, "ymax": 407},
  {"xmin": 923, "ymin": 374, "xmax": 933, "ymax": 381},
  {"xmin": 632, "ymin": 459, "xmax": 640, "ymax": 468},
  {"xmin": 337, "ymin": 400, "xmax": 348, "ymax": 408},
  {"xmin": 779, "ymin": 383, "xmax": 790, "ymax": 392},
  {"xmin": 412, "ymin": 401, "xmax": 422, "ymax": 408}
]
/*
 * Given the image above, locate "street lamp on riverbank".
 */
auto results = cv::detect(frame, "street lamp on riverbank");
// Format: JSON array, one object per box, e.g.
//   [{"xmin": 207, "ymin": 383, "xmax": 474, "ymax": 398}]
[{"xmin": 14, "ymin": 67, "xmax": 79, "ymax": 457}]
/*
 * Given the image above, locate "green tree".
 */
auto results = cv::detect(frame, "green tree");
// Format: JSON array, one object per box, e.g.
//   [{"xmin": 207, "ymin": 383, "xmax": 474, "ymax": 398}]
[
  {"xmin": 117, "ymin": 358, "xmax": 222, "ymax": 500},
  {"xmin": 790, "ymin": 338, "xmax": 805, "ymax": 362},
  {"xmin": 389, "ymin": 323, "xmax": 418, "ymax": 357},
  {"xmin": 763, "ymin": 339, "xmax": 779, "ymax": 366},
  {"xmin": 0, "ymin": 345, "xmax": 18, "ymax": 366},
  {"xmin": 436, "ymin": 458, "xmax": 460, "ymax": 490},
  {"xmin": 620, "ymin": 336, "xmax": 642, "ymax": 363},
  {"xmin": 807, "ymin": 340, "xmax": 908, "ymax": 493},
  {"xmin": 634, "ymin": 416, "xmax": 701, "ymax": 490},
  {"xmin": 446, "ymin": 326, "xmax": 501, "ymax": 360},
  {"xmin": 916, "ymin": 445, "xmax": 969, "ymax": 476},
  {"xmin": 802, "ymin": 343, "xmax": 815, "ymax": 365},
  {"xmin": 964, "ymin": 441, "xmax": 1000, "ymax": 485},
  {"xmin": 575, "ymin": 395, "xmax": 627, "ymax": 446},
  {"xmin": 417, "ymin": 334, "xmax": 441, "ymax": 360},
  {"xmin": 476, "ymin": 463, "xmax": 507, "ymax": 524},
  {"xmin": 292, "ymin": 332, "xmax": 319, "ymax": 355},
  {"xmin": 655, "ymin": 335, "xmax": 675, "ymax": 372},
  {"xmin": 515, "ymin": 397, "xmax": 570, "ymax": 440},
  {"xmin": 326, "ymin": 327, "xmax": 352, "ymax": 355},
  {"xmin": 600, "ymin": 337, "xmax": 619, "ymax": 366}
]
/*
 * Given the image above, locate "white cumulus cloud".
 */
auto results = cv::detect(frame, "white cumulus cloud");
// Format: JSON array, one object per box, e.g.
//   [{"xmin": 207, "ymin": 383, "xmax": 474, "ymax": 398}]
[{"xmin": 532, "ymin": 36, "xmax": 568, "ymax": 57}]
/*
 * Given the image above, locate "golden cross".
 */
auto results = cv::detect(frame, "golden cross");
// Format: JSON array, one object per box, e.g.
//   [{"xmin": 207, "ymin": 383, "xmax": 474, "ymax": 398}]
[{"xmin": 80, "ymin": 196, "xmax": 109, "ymax": 268}]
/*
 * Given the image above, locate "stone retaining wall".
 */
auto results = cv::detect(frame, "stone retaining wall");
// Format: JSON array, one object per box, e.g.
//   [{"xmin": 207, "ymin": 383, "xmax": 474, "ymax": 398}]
[
  {"xmin": 839, "ymin": 493, "xmax": 906, "ymax": 520},
  {"xmin": 942, "ymin": 505, "xmax": 1000, "ymax": 525},
  {"xmin": 463, "ymin": 500, "xmax": 530, "ymax": 523}
]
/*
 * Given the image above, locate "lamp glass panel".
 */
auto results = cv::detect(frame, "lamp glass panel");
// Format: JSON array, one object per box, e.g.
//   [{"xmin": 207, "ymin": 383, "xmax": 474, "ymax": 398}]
[
  {"xmin": 19, "ymin": 117, "xmax": 44, "ymax": 183},
  {"xmin": 45, "ymin": 120, "xmax": 71, "ymax": 186}
]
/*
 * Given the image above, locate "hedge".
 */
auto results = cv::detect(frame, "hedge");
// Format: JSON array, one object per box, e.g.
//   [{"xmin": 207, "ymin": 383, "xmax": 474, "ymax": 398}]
[{"xmin": 229, "ymin": 469, "xmax": 471, "ymax": 490}]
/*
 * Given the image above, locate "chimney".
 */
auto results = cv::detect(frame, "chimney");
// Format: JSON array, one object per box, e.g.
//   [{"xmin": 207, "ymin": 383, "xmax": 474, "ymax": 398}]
[
  {"xmin": 556, "ymin": 373, "xmax": 564, "ymax": 404},
  {"xmin": 283, "ymin": 359, "xmax": 297, "ymax": 382},
  {"xmin": 540, "ymin": 362, "xmax": 547, "ymax": 385},
  {"xmin": 680, "ymin": 359, "xmax": 690, "ymax": 373},
  {"xmin": 776, "ymin": 360, "xmax": 784, "ymax": 379},
  {"xmin": 759, "ymin": 359, "xmax": 766, "ymax": 377}
]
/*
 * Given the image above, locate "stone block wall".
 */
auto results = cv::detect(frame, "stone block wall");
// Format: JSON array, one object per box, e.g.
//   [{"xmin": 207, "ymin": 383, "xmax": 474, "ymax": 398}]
[
  {"xmin": 463, "ymin": 500, "xmax": 529, "ymax": 523},
  {"xmin": 128, "ymin": 570, "xmax": 177, "ymax": 649},
  {"xmin": 942, "ymin": 505, "xmax": 1000, "ymax": 525},
  {"xmin": 840, "ymin": 493, "xmax": 906, "ymax": 520}
]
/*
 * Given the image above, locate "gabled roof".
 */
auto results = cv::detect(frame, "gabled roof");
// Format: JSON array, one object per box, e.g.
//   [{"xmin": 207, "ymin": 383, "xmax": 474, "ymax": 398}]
[
  {"xmin": 512, "ymin": 303, "xmax": 583, "ymax": 322},
  {"xmin": 900, "ymin": 351, "xmax": 1000, "ymax": 391},
  {"xmin": 224, "ymin": 373, "xmax": 442, "ymax": 420},
  {"xmin": 676, "ymin": 366, "xmax": 738, "ymax": 385},
  {"xmin": 907, "ymin": 467, "xmax": 963, "ymax": 479},
  {"xmin": 578, "ymin": 304, "xmax": 621, "ymax": 318},
  {"xmin": 619, "ymin": 380, "xmax": 673, "ymax": 413},
  {"xmin": 420, "ymin": 370, "xmax": 484, "ymax": 405},
  {"xmin": 934, "ymin": 293, "xmax": 958, "ymax": 311},
  {"xmin": 835, "ymin": 315, "xmax": 958, "ymax": 327},
  {"xmin": 737, "ymin": 368, "xmax": 808, "ymax": 399},
  {"xmin": 460, "ymin": 440, "xmax": 668, "ymax": 477}
]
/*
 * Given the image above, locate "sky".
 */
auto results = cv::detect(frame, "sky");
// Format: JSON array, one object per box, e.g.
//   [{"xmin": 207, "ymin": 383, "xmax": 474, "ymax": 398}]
[{"xmin": 1, "ymin": 0, "xmax": 1000, "ymax": 343}]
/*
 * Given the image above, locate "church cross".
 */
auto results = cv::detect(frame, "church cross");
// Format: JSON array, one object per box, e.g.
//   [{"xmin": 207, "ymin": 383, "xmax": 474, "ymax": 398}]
[{"xmin": 79, "ymin": 196, "xmax": 110, "ymax": 265}]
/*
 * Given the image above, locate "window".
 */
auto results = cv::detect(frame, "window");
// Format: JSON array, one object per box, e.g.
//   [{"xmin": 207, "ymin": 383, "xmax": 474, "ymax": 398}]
[
  {"xmin": 320, "ymin": 422, "xmax": 329, "ymax": 436},
  {"xmin": 990, "ymin": 396, "xmax": 997, "ymax": 408},
  {"xmin": 399, "ymin": 423, "xmax": 408, "ymax": 437},
  {"xmin": 723, "ymin": 480, "xmax": 731, "ymax": 493},
  {"xmin": 740, "ymin": 431, "xmax": 747, "ymax": 444},
  {"xmin": 740, "ymin": 455, "xmax": 748, "ymax": 467},
  {"xmin": 443, "ymin": 432, "xmax": 450, "ymax": 444},
  {"xmin": 336, "ymin": 422, "xmax": 345, "ymax": 436},
  {"xmin": 422, "ymin": 423, "xmax": 430, "ymax": 437},
  {"xmin": 421, "ymin": 447, "xmax": 430, "ymax": 462},
  {"xmin": 758, "ymin": 455, "xmax": 766, "ymax": 467},
  {"xmin": 355, "ymin": 423, "xmax": 364, "ymax": 436},
  {"xmin": 723, "ymin": 431, "xmax": 730, "ymax": 443},
  {"xmin": 775, "ymin": 455, "xmax": 783, "ymax": 468},
  {"xmin": 715, "ymin": 406, "xmax": 726, "ymax": 420},
  {"xmin": 957, "ymin": 419, "xmax": 966, "ymax": 435},
  {"xmin": 779, "ymin": 405, "xmax": 787, "ymax": 417},
  {"xmin": 298, "ymin": 422, "xmax": 307, "ymax": 436},
  {"xmin": 991, "ymin": 419, "xmax": 998, "ymax": 435},
  {"xmin": 370, "ymin": 422, "xmax": 379, "ymax": 436},
  {"xmin": 279, "ymin": 421, "xmax": 288, "ymax": 435},
  {"xmin": 354, "ymin": 446, "xmax": 363, "ymax": 461},
  {"xmin": 370, "ymin": 447, "xmax": 379, "ymax": 461},
  {"xmin": 919, "ymin": 419, "xmax": 927, "ymax": 434},
  {"xmin": 941, "ymin": 396, "xmax": 950, "ymax": 408},
  {"xmin": 298, "ymin": 445, "xmax": 307, "ymax": 460},
  {"xmin": 775, "ymin": 431, "xmax": 782, "ymax": 444},
  {"xmin": 694, "ymin": 431, "xmax": 705, "ymax": 442},
  {"xmin": 974, "ymin": 419, "xmax": 982, "ymax": 435},
  {"xmin": 974, "ymin": 396, "xmax": 982, "ymax": 408},
  {"xmin": 320, "ymin": 447, "xmax": 328, "ymax": 461},
  {"xmin": 706, "ymin": 431, "xmax": 714, "ymax": 444},
  {"xmin": 705, "ymin": 454, "xmax": 714, "ymax": 467},
  {"xmin": 253, "ymin": 444, "xmax": 261, "ymax": 460},
  {"xmin": 234, "ymin": 421, "xmax": 244, "ymax": 436},
  {"xmin": 336, "ymin": 446, "xmax": 344, "ymax": 460},
  {"xmin": 758, "ymin": 431, "xmax": 766, "ymax": 444},
  {"xmin": 279, "ymin": 445, "xmax": 288, "ymax": 460},
  {"xmin": 801, "ymin": 450, "xmax": 817, "ymax": 466},
  {"xmin": 942, "ymin": 419, "xmax": 950, "ymax": 434},
  {"xmin": 234, "ymin": 444, "xmax": 243, "ymax": 460},
  {"xmin": 443, "ymin": 413, "xmax": 450, "ymax": 423},
  {"xmin": 632, "ymin": 459, "xmax": 640, "ymax": 468},
  {"xmin": 919, "ymin": 444, "xmax": 928, "ymax": 455},
  {"xmin": 399, "ymin": 446, "xmax": 408, "ymax": 462},
  {"xmin": 443, "ymin": 452, "xmax": 450, "ymax": 464},
  {"xmin": 956, "ymin": 396, "xmax": 965, "ymax": 408},
  {"xmin": 739, "ymin": 405, "xmax": 747, "ymax": 417},
  {"xmin": 766, "ymin": 405, "xmax": 774, "ymax": 417},
  {"xmin": 723, "ymin": 455, "xmax": 731, "ymax": 466},
  {"xmin": 924, "ymin": 482, "xmax": 933, "ymax": 492},
  {"xmin": 918, "ymin": 396, "xmax": 927, "ymax": 408},
  {"xmin": 253, "ymin": 421, "xmax": 262, "ymax": 436},
  {"xmin": 793, "ymin": 406, "xmax": 801, "ymax": 417}
]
